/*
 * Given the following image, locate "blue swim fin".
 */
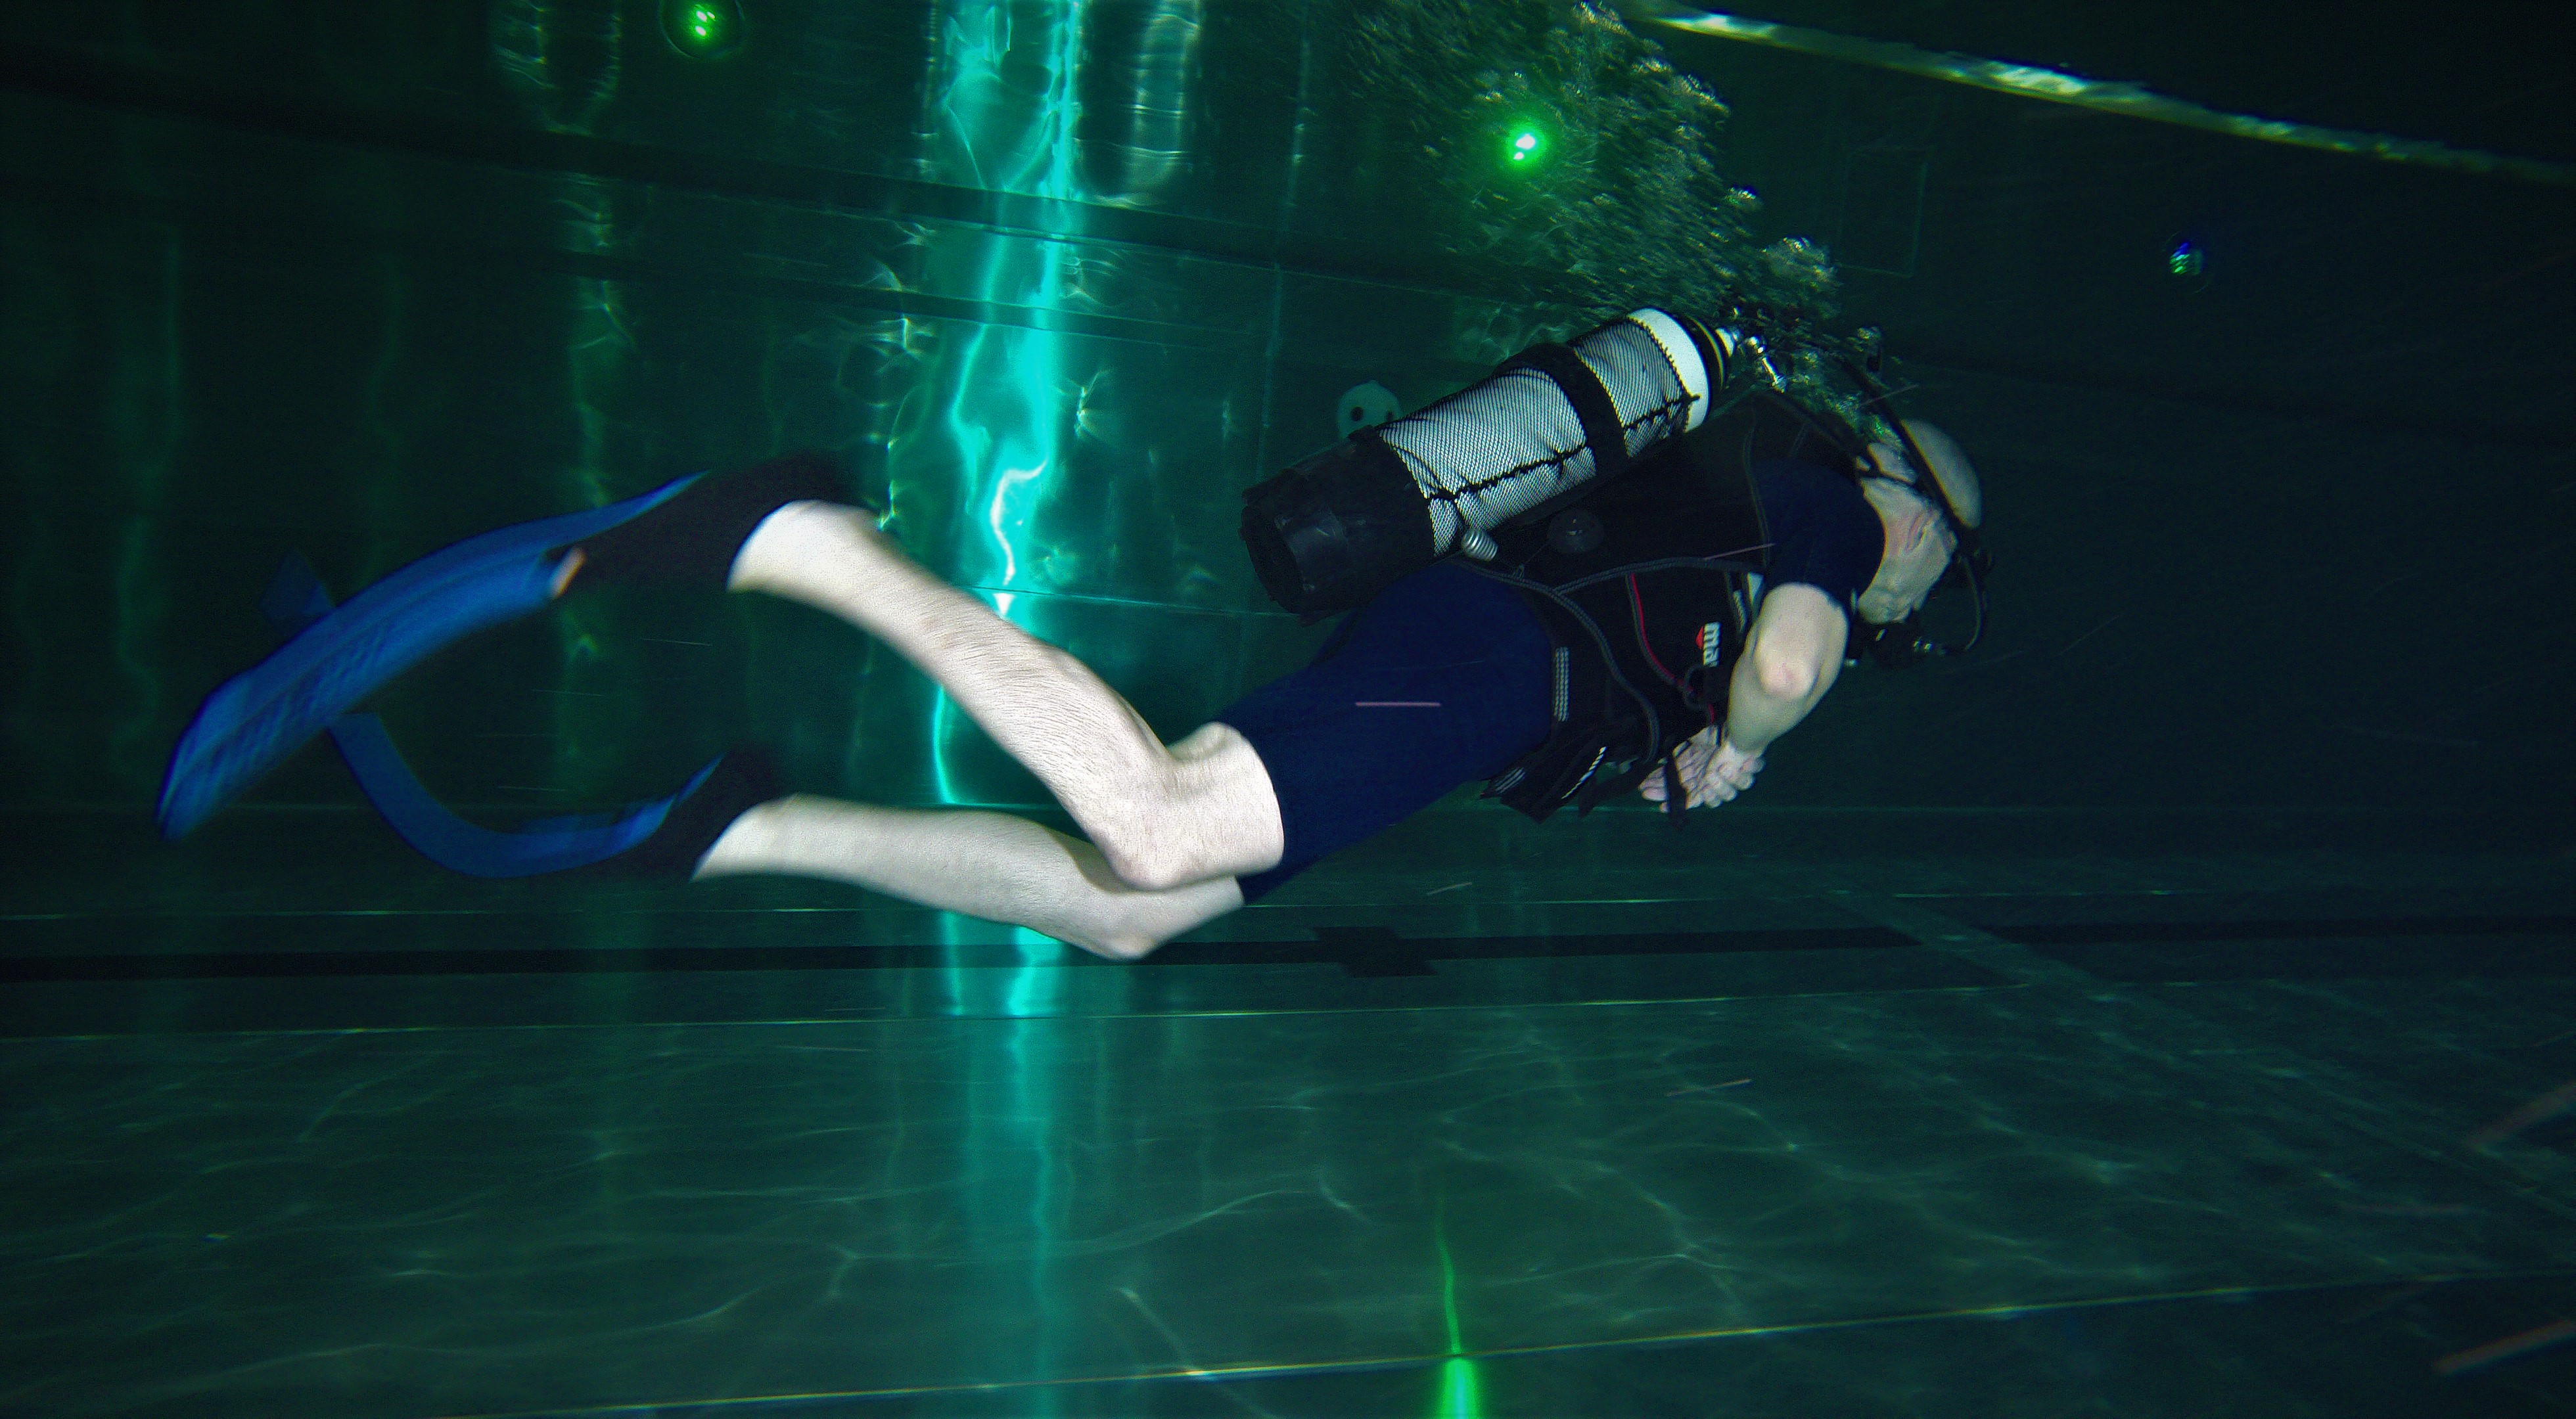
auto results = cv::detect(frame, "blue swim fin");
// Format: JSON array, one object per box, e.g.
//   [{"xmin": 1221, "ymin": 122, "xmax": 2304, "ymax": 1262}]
[
  {"xmin": 325, "ymin": 713, "xmax": 722, "ymax": 878},
  {"xmin": 242, "ymin": 545, "xmax": 729, "ymax": 877},
  {"xmin": 157, "ymin": 475, "xmax": 701, "ymax": 838}
]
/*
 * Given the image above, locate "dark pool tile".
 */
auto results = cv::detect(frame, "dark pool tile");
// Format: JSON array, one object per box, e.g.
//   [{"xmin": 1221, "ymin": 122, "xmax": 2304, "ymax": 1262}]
[
  {"xmin": 2022, "ymin": 935, "xmax": 2576, "ymax": 984},
  {"xmin": 0, "ymin": 946, "xmax": 2006, "ymax": 1036},
  {"xmin": 562, "ymin": 1275, "xmax": 2576, "ymax": 1419}
]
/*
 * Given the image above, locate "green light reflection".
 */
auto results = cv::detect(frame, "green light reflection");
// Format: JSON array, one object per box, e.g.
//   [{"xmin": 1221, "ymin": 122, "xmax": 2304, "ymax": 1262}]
[
  {"xmin": 1429, "ymin": 1188, "xmax": 1485, "ymax": 1418},
  {"xmin": 1647, "ymin": 4, "xmax": 2576, "ymax": 187},
  {"xmin": 660, "ymin": 0, "xmax": 743, "ymax": 58}
]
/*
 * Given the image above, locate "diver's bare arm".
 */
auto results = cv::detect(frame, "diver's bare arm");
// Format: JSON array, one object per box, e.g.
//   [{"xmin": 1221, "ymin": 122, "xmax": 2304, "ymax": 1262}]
[{"xmin": 1720, "ymin": 584, "xmax": 1848, "ymax": 755}]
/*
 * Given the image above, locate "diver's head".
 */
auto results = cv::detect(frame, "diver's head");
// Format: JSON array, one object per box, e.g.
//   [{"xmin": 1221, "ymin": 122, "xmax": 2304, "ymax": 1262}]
[
  {"xmin": 1875, "ymin": 420, "xmax": 1981, "ymax": 531},
  {"xmin": 1854, "ymin": 420, "xmax": 1982, "ymax": 625}
]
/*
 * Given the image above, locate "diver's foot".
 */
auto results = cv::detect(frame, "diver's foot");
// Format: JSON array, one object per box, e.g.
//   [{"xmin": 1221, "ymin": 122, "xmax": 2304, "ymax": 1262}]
[
  {"xmin": 549, "ymin": 548, "xmax": 586, "ymax": 599},
  {"xmin": 578, "ymin": 746, "xmax": 789, "ymax": 880},
  {"xmin": 550, "ymin": 451, "xmax": 850, "ymax": 596}
]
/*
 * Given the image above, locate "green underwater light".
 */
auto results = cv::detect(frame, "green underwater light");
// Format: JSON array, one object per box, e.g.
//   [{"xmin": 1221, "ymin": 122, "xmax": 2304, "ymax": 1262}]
[
  {"xmin": 2169, "ymin": 239, "xmax": 2204, "ymax": 277},
  {"xmin": 662, "ymin": 0, "xmax": 745, "ymax": 59},
  {"xmin": 1503, "ymin": 122, "xmax": 1548, "ymax": 169}
]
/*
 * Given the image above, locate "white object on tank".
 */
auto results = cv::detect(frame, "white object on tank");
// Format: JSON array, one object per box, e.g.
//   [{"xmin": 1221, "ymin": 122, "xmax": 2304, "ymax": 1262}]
[
  {"xmin": 1335, "ymin": 381, "xmax": 1402, "ymax": 439},
  {"xmin": 1622, "ymin": 308, "xmax": 1716, "ymax": 431}
]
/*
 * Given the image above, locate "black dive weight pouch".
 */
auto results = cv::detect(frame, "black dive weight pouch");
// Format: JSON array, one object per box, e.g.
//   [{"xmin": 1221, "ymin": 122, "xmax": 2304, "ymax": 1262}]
[{"xmin": 1239, "ymin": 432, "xmax": 1438, "ymax": 623}]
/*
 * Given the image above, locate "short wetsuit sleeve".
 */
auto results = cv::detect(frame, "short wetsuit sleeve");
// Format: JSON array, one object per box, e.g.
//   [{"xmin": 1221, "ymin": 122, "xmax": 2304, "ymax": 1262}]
[{"xmin": 1749, "ymin": 458, "xmax": 1883, "ymax": 611}]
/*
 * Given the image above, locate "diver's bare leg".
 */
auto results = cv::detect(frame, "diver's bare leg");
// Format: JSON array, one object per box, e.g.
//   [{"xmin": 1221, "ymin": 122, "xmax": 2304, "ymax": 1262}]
[
  {"xmin": 724, "ymin": 501, "xmax": 1283, "ymax": 891},
  {"xmin": 697, "ymin": 795, "xmax": 1244, "ymax": 960}
]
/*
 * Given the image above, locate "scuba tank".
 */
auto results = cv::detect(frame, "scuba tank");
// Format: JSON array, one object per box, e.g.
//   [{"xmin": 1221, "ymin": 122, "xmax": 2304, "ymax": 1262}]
[{"xmin": 1240, "ymin": 308, "xmax": 1739, "ymax": 621}]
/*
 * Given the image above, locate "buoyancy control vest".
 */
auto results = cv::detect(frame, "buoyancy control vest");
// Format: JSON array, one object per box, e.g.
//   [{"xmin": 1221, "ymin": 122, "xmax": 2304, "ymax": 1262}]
[
  {"xmin": 1464, "ymin": 392, "xmax": 1875, "ymax": 824},
  {"xmin": 1240, "ymin": 307, "xmax": 1878, "ymax": 827}
]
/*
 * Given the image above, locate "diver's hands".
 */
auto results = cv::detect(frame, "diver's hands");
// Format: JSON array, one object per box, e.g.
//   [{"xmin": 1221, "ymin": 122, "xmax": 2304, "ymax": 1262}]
[
  {"xmin": 1707, "ymin": 737, "xmax": 1764, "ymax": 801},
  {"xmin": 1640, "ymin": 725, "xmax": 1764, "ymax": 807}
]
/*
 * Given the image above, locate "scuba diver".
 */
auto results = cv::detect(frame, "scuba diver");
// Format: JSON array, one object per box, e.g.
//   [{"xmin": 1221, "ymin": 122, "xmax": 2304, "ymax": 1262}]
[{"xmin": 159, "ymin": 305, "xmax": 1987, "ymax": 962}]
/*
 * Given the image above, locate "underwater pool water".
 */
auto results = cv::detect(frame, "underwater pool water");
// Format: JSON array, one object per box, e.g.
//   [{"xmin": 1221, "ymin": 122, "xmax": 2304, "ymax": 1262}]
[{"xmin": 2, "ymin": 2, "xmax": 2571, "ymax": 1415}]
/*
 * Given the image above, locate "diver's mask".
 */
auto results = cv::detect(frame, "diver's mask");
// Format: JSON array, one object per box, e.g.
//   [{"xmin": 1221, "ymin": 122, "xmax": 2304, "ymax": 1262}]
[{"xmin": 1853, "ymin": 526, "xmax": 1992, "ymax": 668}]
